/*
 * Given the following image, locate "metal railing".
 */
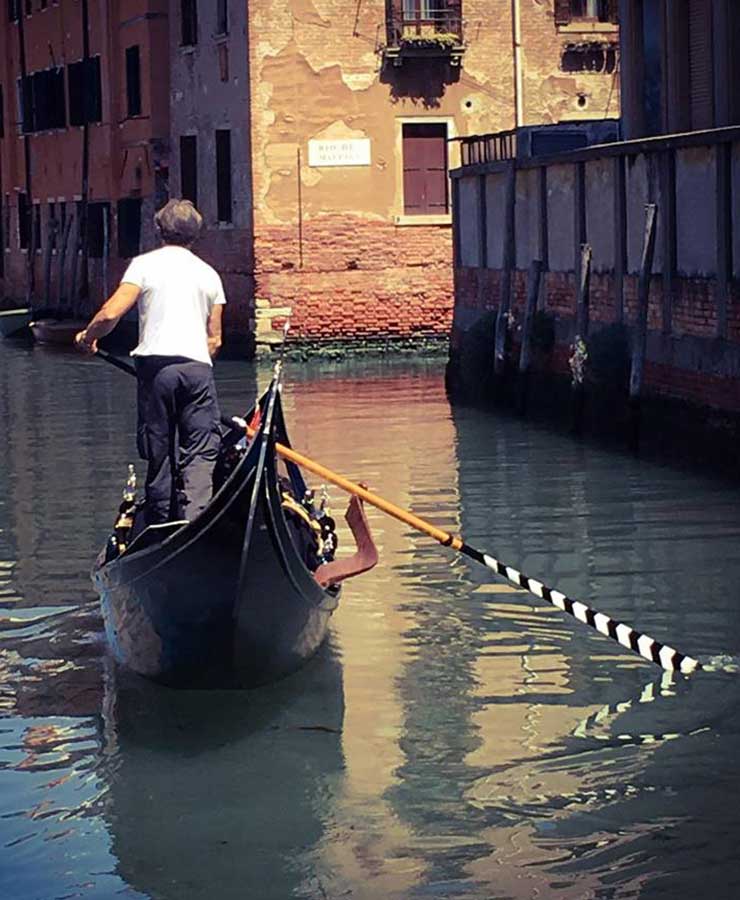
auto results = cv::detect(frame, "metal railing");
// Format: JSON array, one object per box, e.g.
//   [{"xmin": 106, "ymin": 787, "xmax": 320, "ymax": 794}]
[
  {"xmin": 386, "ymin": 6, "xmax": 464, "ymax": 46},
  {"xmin": 458, "ymin": 130, "xmax": 517, "ymax": 167}
]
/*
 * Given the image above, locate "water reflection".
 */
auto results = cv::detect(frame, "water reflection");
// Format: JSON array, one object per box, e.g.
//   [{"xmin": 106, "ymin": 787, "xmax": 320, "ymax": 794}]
[
  {"xmin": 104, "ymin": 643, "xmax": 345, "ymax": 900},
  {"xmin": 1, "ymin": 345, "xmax": 740, "ymax": 899}
]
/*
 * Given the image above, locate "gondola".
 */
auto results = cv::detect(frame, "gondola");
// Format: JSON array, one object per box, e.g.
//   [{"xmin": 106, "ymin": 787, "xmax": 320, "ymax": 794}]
[{"xmin": 93, "ymin": 373, "xmax": 376, "ymax": 688}]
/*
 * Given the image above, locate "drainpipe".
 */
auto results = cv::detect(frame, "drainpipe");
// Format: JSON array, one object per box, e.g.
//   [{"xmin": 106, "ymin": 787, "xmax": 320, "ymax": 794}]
[{"xmin": 511, "ymin": 0, "xmax": 524, "ymax": 127}]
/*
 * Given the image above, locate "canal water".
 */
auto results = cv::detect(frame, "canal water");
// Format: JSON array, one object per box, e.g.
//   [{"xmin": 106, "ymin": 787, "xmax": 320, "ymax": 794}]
[{"xmin": 1, "ymin": 342, "xmax": 740, "ymax": 900}]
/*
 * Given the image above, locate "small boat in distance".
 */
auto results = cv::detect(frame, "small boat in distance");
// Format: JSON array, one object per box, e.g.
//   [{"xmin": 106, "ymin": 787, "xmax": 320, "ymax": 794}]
[
  {"xmin": 0, "ymin": 308, "xmax": 33, "ymax": 338},
  {"xmin": 30, "ymin": 318, "xmax": 87, "ymax": 345},
  {"xmin": 93, "ymin": 375, "xmax": 377, "ymax": 688}
]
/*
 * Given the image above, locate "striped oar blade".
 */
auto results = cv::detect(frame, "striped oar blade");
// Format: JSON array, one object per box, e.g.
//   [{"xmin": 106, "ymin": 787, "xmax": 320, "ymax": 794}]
[{"xmin": 460, "ymin": 542, "xmax": 700, "ymax": 674}]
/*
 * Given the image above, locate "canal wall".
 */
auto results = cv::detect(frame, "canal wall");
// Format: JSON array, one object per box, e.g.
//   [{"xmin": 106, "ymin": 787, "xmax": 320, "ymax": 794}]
[{"xmin": 447, "ymin": 126, "xmax": 740, "ymax": 472}]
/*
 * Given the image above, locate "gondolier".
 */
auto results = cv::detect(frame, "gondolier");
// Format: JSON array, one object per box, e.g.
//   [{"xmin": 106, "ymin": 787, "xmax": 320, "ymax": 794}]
[{"xmin": 75, "ymin": 199, "xmax": 225, "ymax": 525}]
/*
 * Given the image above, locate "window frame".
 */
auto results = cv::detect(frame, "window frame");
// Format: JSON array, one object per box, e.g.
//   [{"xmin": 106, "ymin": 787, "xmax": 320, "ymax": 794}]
[
  {"xmin": 181, "ymin": 0, "xmax": 198, "ymax": 47},
  {"xmin": 68, "ymin": 56, "xmax": 102, "ymax": 127},
  {"xmin": 555, "ymin": 0, "xmax": 618, "ymax": 27},
  {"xmin": 125, "ymin": 45, "xmax": 142, "ymax": 118},
  {"xmin": 216, "ymin": 0, "xmax": 228, "ymax": 36},
  {"xmin": 180, "ymin": 134, "xmax": 198, "ymax": 208},
  {"xmin": 215, "ymin": 128, "xmax": 232, "ymax": 224},
  {"xmin": 117, "ymin": 197, "xmax": 142, "ymax": 259},
  {"xmin": 394, "ymin": 116, "xmax": 456, "ymax": 226}
]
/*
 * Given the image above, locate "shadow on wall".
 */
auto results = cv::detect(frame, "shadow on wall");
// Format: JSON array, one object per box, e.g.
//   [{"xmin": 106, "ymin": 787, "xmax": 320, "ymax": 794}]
[{"xmin": 381, "ymin": 59, "xmax": 461, "ymax": 108}]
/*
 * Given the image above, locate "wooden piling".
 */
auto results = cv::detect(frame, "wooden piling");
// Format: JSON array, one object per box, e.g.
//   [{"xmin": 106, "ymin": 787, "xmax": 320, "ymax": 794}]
[
  {"xmin": 57, "ymin": 215, "xmax": 73, "ymax": 307},
  {"xmin": 26, "ymin": 206, "xmax": 39, "ymax": 309},
  {"xmin": 69, "ymin": 213, "xmax": 80, "ymax": 312},
  {"xmin": 629, "ymin": 202, "xmax": 658, "ymax": 452},
  {"xmin": 102, "ymin": 206, "xmax": 110, "ymax": 300},
  {"xmin": 43, "ymin": 216, "xmax": 58, "ymax": 309},
  {"xmin": 517, "ymin": 258, "xmax": 543, "ymax": 414}
]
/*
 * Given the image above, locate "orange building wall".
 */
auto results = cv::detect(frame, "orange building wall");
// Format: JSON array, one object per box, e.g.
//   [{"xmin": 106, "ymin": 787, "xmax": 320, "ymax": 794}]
[{"xmin": 246, "ymin": 0, "xmax": 620, "ymax": 347}]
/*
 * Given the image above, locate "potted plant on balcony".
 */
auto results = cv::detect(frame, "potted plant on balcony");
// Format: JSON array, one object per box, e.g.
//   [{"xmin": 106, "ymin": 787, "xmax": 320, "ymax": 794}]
[{"xmin": 399, "ymin": 31, "xmax": 461, "ymax": 51}]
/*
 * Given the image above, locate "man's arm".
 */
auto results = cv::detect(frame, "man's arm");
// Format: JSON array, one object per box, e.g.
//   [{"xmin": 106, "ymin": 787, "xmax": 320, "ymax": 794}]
[
  {"xmin": 75, "ymin": 283, "xmax": 141, "ymax": 353},
  {"xmin": 207, "ymin": 304, "xmax": 224, "ymax": 358}
]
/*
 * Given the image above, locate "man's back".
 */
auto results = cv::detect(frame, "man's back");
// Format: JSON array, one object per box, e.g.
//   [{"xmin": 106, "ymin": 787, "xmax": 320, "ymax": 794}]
[{"xmin": 127, "ymin": 245, "xmax": 225, "ymax": 365}]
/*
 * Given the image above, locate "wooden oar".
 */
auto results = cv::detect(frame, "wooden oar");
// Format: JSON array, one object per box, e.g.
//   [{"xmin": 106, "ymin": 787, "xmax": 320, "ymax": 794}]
[
  {"xmin": 96, "ymin": 348, "xmax": 136, "ymax": 376},
  {"xmin": 251, "ymin": 423, "xmax": 702, "ymax": 675}
]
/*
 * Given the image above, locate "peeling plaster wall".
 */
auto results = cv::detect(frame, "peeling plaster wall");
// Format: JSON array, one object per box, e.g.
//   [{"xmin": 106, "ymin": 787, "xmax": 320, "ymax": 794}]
[
  {"xmin": 248, "ymin": 1, "xmax": 618, "ymax": 229},
  {"xmin": 519, "ymin": 0, "xmax": 620, "ymax": 125},
  {"xmin": 243, "ymin": 0, "xmax": 619, "ymax": 342}
]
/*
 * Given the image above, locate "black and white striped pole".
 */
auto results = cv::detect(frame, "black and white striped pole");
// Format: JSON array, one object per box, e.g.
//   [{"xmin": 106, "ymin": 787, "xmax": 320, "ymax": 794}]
[{"xmin": 459, "ymin": 541, "xmax": 701, "ymax": 674}]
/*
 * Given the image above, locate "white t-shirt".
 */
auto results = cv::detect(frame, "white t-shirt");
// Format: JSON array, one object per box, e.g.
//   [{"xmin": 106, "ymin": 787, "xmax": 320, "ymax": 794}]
[{"xmin": 123, "ymin": 245, "xmax": 226, "ymax": 366}]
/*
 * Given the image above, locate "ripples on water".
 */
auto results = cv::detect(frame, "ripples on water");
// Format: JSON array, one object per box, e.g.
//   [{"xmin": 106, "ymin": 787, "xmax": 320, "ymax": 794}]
[{"xmin": 1, "ymin": 343, "xmax": 740, "ymax": 899}]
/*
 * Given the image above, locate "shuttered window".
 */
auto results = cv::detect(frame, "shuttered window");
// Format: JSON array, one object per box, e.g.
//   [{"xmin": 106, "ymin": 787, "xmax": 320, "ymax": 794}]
[
  {"xmin": 216, "ymin": 0, "xmax": 228, "ymax": 35},
  {"xmin": 730, "ymin": 8, "xmax": 740, "ymax": 125},
  {"xmin": 688, "ymin": 0, "xmax": 714, "ymax": 130},
  {"xmin": 402, "ymin": 122, "xmax": 449, "ymax": 215},
  {"xmin": 32, "ymin": 203, "xmax": 40, "ymax": 252},
  {"xmin": 555, "ymin": 0, "xmax": 616, "ymax": 25},
  {"xmin": 126, "ymin": 46, "xmax": 142, "ymax": 118},
  {"xmin": 17, "ymin": 192, "xmax": 29, "ymax": 250},
  {"xmin": 87, "ymin": 202, "xmax": 110, "ymax": 258},
  {"xmin": 216, "ymin": 129, "xmax": 232, "ymax": 223},
  {"xmin": 181, "ymin": 0, "xmax": 198, "ymax": 46},
  {"xmin": 180, "ymin": 135, "xmax": 198, "ymax": 207},
  {"xmin": 5, "ymin": 194, "xmax": 12, "ymax": 249},
  {"xmin": 68, "ymin": 57, "xmax": 102, "ymax": 126},
  {"xmin": 118, "ymin": 198, "xmax": 141, "ymax": 259},
  {"xmin": 19, "ymin": 68, "xmax": 66, "ymax": 133}
]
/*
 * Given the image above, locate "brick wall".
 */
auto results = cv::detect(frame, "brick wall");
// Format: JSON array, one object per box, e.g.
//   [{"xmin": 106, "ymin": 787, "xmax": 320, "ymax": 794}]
[
  {"xmin": 254, "ymin": 217, "xmax": 453, "ymax": 341},
  {"xmin": 452, "ymin": 265, "xmax": 740, "ymax": 413}
]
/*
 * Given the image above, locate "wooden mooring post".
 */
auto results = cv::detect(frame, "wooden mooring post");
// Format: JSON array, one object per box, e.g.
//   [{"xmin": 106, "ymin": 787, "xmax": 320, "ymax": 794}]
[
  {"xmin": 517, "ymin": 258, "xmax": 543, "ymax": 414},
  {"xmin": 57, "ymin": 215, "xmax": 73, "ymax": 307},
  {"xmin": 43, "ymin": 216, "xmax": 58, "ymax": 310},
  {"xmin": 629, "ymin": 203, "xmax": 658, "ymax": 452},
  {"xmin": 570, "ymin": 242, "xmax": 592, "ymax": 434}
]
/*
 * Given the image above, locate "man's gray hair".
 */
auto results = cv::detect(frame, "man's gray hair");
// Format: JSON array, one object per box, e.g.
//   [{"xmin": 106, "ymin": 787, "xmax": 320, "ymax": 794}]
[{"xmin": 154, "ymin": 199, "xmax": 203, "ymax": 246}]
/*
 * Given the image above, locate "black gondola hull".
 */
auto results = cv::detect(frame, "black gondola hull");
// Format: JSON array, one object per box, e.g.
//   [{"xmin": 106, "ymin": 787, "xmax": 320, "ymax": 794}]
[{"xmin": 94, "ymin": 398, "xmax": 339, "ymax": 688}]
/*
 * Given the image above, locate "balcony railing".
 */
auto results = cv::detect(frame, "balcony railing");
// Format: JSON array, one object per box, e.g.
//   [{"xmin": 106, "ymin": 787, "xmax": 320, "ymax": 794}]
[
  {"xmin": 383, "ymin": 3, "xmax": 465, "ymax": 67},
  {"xmin": 458, "ymin": 131, "xmax": 517, "ymax": 167}
]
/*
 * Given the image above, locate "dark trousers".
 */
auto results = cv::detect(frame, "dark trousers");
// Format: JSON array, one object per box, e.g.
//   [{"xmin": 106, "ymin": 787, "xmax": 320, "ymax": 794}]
[{"xmin": 135, "ymin": 356, "xmax": 221, "ymax": 525}]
